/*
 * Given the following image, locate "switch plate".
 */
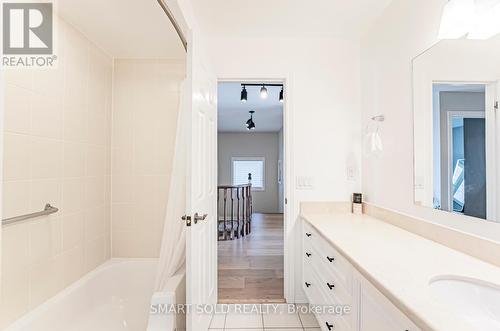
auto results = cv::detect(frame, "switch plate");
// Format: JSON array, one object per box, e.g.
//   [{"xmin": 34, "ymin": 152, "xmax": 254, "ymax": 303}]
[{"xmin": 296, "ymin": 176, "xmax": 314, "ymax": 190}]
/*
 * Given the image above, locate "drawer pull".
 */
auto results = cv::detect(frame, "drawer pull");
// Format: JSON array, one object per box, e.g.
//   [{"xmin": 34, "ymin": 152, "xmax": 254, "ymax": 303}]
[
  {"xmin": 327, "ymin": 282, "xmax": 335, "ymax": 290},
  {"xmin": 305, "ymin": 282, "xmax": 311, "ymax": 287},
  {"xmin": 325, "ymin": 321, "xmax": 334, "ymax": 330},
  {"xmin": 305, "ymin": 252, "xmax": 312, "ymax": 257},
  {"xmin": 306, "ymin": 232, "xmax": 312, "ymax": 237},
  {"xmin": 326, "ymin": 256, "xmax": 335, "ymax": 263}
]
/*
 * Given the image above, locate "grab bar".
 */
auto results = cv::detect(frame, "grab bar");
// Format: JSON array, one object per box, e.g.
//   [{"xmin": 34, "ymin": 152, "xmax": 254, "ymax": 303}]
[{"xmin": 2, "ymin": 203, "xmax": 59, "ymax": 226}]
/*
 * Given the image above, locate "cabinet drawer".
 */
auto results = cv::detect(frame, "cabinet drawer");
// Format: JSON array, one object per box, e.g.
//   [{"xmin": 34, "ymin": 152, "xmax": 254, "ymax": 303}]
[
  {"xmin": 303, "ymin": 261, "xmax": 326, "ymax": 305},
  {"xmin": 317, "ymin": 313, "xmax": 350, "ymax": 331},
  {"xmin": 311, "ymin": 261, "xmax": 353, "ymax": 311},
  {"xmin": 304, "ymin": 263, "xmax": 354, "ymax": 330},
  {"xmin": 304, "ymin": 222, "xmax": 353, "ymax": 294}
]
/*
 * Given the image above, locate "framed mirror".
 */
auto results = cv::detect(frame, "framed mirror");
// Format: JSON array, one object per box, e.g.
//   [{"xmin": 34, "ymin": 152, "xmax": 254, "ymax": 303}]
[{"xmin": 412, "ymin": 36, "xmax": 500, "ymax": 222}]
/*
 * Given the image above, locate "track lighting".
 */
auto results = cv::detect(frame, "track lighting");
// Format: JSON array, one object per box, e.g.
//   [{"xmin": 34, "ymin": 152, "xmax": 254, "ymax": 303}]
[
  {"xmin": 239, "ymin": 83, "xmax": 284, "ymax": 102},
  {"xmin": 260, "ymin": 85, "xmax": 268, "ymax": 99},
  {"xmin": 240, "ymin": 85, "xmax": 247, "ymax": 103},
  {"xmin": 246, "ymin": 111, "xmax": 256, "ymax": 130}
]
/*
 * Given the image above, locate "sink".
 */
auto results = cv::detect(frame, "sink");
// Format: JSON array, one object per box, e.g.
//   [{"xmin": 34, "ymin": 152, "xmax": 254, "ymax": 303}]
[{"xmin": 429, "ymin": 276, "xmax": 500, "ymax": 331}]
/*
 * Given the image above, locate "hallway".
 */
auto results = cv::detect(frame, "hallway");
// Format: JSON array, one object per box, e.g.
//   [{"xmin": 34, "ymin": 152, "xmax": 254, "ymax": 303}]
[{"xmin": 218, "ymin": 213, "xmax": 284, "ymax": 302}]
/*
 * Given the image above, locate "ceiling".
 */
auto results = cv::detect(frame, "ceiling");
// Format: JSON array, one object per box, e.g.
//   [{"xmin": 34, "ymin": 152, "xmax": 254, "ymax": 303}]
[
  {"xmin": 218, "ymin": 82, "xmax": 283, "ymax": 133},
  {"xmin": 190, "ymin": 0, "xmax": 394, "ymax": 38},
  {"xmin": 58, "ymin": 0, "xmax": 185, "ymax": 59}
]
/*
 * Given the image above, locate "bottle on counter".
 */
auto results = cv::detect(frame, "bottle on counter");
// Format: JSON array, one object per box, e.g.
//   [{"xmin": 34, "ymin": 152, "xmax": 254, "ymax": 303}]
[{"xmin": 352, "ymin": 193, "xmax": 363, "ymax": 215}]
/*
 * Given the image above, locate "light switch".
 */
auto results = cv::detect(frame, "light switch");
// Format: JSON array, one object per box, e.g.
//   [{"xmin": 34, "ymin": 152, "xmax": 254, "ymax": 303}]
[{"xmin": 296, "ymin": 176, "xmax": 314, "ymax": 190}]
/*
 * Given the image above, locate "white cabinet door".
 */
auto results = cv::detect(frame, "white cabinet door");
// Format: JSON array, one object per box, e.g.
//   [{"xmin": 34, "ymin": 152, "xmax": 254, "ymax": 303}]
[{"xmin": 359, "ymin": 279, "xmax": 420, "ymax": 331}]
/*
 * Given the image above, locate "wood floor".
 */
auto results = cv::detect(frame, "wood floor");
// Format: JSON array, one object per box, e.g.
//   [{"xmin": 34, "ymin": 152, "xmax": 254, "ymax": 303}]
[{"xmin": 218, "ymin": 213, "xmax": 284, "ymax": 303}]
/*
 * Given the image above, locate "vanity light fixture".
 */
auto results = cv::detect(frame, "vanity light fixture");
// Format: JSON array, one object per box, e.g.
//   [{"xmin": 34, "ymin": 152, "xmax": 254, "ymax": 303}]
[
  {"xmin": 260, "ymin": 85, "xmax": 268, "ymax": 99},
  {"xmin": 246, "ymin": 111, "xmax": 256, "ymax": 130},
  {"xmin": 240, "ymin": 85, "xmax": 248, "ymax": 103},
  {"xmin": 439, "ymin": 0, "xmax": 500, "ymax": 40}
]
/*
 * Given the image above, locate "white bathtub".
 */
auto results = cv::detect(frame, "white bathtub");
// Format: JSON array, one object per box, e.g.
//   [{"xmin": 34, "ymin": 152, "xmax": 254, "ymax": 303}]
[{"xmin": 4, "ymin": 259, "xmax": 158, "ymax": 331}]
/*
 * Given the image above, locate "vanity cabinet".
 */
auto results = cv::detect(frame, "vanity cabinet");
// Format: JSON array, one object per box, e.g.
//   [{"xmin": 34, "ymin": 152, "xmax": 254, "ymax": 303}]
[{"xmin": 302, "ymin": 220, "xmax": 421, "ymax": 331}]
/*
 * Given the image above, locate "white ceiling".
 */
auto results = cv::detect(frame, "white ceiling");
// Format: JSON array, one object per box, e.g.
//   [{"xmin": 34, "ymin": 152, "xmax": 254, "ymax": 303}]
[
  {"xmin": 190, "ymin": 0, "xmax": 394, "ymax": 38},
  {"xmin": 218, "ymin": 82, "xmax": 283, "ymax": 133},
  {"xmin": 57, "ymin": 0, "xmax": 185, "ymax": 59}
]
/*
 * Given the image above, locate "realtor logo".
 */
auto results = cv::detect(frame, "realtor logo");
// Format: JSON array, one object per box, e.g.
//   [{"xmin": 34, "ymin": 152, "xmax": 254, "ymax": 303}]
[
  {"xmin": 2, "ymin": 2, "xmax": 53, "ymax": 54},
  {"xmin": 2, "ymin": 1, "xmax": 56, "ymax": 67}
]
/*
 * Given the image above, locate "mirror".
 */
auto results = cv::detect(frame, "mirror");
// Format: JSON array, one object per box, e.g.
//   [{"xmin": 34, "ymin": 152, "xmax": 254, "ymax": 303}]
[{"xmin": 413, "ymin": 35, "xmax": 500, "ymax": 222}]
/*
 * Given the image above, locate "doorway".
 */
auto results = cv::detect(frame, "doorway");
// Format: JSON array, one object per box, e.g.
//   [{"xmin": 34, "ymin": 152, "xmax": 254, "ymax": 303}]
[
  {"xmin": 432, "ymin": 83, "xmax": 496, "ymax": 220},
  {"xmin": 216, "ymin": 81, "xmax": 285, "ymax": 303}
]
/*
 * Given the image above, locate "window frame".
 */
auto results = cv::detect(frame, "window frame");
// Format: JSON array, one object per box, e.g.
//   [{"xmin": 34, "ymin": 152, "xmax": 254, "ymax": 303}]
[{"xmin": 231, "ymin": 156, "xmax": 266, "ymax": 191}]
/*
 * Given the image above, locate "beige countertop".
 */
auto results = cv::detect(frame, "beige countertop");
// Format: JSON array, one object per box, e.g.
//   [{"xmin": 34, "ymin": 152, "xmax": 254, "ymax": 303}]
[{"xmin": 301, "ymin": 210, "xmax": 500, "ymax": 331}]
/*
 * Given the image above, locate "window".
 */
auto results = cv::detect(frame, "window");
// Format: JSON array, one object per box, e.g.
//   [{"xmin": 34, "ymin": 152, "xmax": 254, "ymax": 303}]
[{"xmin": 231, "ymin": 157, "xmax": 265, "ymax": 190}]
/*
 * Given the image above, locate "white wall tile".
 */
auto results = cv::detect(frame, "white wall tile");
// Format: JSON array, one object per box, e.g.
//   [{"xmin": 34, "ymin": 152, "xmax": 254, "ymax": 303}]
[
  {"xmin": 4, "ymin": 85, "xmax": 32, "ymax": 134},
  {"xmin": 1, "ymin": 15, "xmax": 113, "ymax": 327},
  {"xmin": 3, "ymin": 133, "xmax": 31, "ymax": 181}
]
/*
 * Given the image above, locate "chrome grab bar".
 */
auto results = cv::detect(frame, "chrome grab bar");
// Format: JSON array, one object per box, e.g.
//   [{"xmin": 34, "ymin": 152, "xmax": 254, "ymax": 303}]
[{"xmin": 2, "ymin": 203, "xmax": 59, "ymax": 226}]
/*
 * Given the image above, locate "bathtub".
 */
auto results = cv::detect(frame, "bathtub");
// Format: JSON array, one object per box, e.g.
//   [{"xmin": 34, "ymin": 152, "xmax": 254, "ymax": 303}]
[{"xmin": 4, "ymin": 259, "xmax": 158, "ymax": 331}]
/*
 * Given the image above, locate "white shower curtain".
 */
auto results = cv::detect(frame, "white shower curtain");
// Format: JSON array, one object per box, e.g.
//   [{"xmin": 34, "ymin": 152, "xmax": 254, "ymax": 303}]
[{"xmin": 154, "ymin": 80, "xmax": 188, "ymax": 291}]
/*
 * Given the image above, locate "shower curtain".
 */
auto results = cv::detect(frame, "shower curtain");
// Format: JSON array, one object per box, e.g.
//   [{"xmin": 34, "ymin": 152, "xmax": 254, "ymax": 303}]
[{"xmin": 154, "ymin": 80, "xmax": 188, "ymax": 292}]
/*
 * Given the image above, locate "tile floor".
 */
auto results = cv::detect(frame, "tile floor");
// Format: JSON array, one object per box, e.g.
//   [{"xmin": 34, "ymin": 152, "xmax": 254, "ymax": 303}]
[{"xmin": 209, "ymin": 304, "xmax": 320, "ymax": 331}]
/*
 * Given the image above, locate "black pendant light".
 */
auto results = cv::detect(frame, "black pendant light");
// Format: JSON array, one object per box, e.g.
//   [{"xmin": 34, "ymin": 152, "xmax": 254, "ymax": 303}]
[
  {"xmin": 240, "ymin": 85, "xmax": 247, "ymax": 103},
  {"xmin": 279, "ymin": 87, "xmax": 284, "ymax": 103},
  {"xmin": 246, "ymin": 111, "xmax": 256, "ymax": 130}
]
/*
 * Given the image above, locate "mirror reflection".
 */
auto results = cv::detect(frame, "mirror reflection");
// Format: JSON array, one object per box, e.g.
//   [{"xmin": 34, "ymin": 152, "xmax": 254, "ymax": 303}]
[{"xmin": 413, "ymin": 37, "xmax": 500, "ymax": 222}]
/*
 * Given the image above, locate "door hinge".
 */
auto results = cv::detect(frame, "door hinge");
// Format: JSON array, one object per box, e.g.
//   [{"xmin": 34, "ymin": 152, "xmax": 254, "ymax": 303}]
[
  {"xmin": 181, "ymin": 215, "xmax": 192, "ymax": 226},
  {"xmin": 495, "ymin": 101, "xmax": 499, "ymax": 111},
  {"xmin": 285, "ymin": 198, "xmax": 288, "ymax": 205}
]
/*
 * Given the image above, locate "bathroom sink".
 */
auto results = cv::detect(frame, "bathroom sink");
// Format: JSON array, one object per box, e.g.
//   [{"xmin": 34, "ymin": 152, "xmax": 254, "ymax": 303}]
[{"xmin": 429, "ymin": 277, "xmax": 500, "ymax": 331}]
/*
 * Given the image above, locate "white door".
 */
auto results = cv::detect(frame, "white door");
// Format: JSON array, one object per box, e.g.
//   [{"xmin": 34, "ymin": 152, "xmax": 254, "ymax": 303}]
[{"xmin": 185, "ymin": 32, "xmax": 218, "ymax": 331}]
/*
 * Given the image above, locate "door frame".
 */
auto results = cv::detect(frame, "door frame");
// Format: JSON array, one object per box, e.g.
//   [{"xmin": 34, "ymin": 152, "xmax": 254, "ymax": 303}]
[
  {"xmin": 216, "ymin": 75, "xmax": 296, "ymax": 303},
  {"xmin": 446, "ymin": 110, "xmax": 486, "ymax": 215}
]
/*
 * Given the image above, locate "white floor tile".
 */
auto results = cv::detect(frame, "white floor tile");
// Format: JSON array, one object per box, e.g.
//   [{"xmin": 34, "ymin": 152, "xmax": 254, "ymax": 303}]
[
  {"xmin": 262, "ymin": 304, "xmax": 302, "ymax": 328},
  {"xmin": 209, "ymin": 313, "xmax": 226, "ymax": 329},
  {"xmin": 225, "ymin": 311, "xmax": 263, "ymax": 329},
  {"xmin": 298, "ymin": 311, "xmax": 320, "ymax": 327}
]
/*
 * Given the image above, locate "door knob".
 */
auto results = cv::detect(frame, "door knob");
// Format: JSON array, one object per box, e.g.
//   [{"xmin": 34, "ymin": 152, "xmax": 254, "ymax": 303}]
[
  {"xmin": 181, "ymin": 215, "xmax": 192, "ymax": 226},
  {"xmin": 193, "ymin": 213, "xmax": 208, "ymax": 224}
]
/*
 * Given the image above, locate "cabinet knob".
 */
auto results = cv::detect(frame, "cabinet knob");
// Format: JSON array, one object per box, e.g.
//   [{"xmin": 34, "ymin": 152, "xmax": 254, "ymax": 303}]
[
  {"xmin": 306, "ymin": 252, "xmax": 312, "ymax": 257},
  {"xmin": 327, "ymin": 256, "xmax": 335, "ymax": 262},
  {"xmin": 327, "ymin": 282, "xmax": 335, "ymax": 290},
  {"xmin": 325, "ymin": 321, "xmax": 334, "ymax": 330},
  {"xmin": 305, "ymin": 282, "xmax": 311, "ymax": 288},
  {"xmin": 306, "ymin": 233, "xmax": 312, "ymax": 237}
]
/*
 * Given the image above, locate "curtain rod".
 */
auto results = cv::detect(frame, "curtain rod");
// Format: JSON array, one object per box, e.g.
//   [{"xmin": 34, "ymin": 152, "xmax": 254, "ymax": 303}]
[{"xmin": 156, "ymin": 0, "xmax": 188, "ymax": 52}]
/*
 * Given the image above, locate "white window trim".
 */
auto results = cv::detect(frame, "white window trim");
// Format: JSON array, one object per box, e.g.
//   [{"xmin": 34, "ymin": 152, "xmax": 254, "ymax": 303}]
[{"xmin": 231, "ymin": 156, "xmax": 266, "ymax": 191}]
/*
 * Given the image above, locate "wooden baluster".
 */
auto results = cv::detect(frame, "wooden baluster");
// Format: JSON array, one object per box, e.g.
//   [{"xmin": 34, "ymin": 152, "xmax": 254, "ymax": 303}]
[
  {"xmin": 238, "ymin": 187, "xmax": 245, "ymax": 237},
  {"xmin": 223, "ymin": 188, "xmax": 228, "ymax": 240},
  {"xmin": 246, "ymin": 186, "xmax": 250, "ymax": 235},
  {"xmin": 230, "ymin": 188, "xmax": 234, "ymax": 239},
  {"xmin": 235, "ymin": 188, "xmax": 240, "ymax": 239},
  {"xmin": 248, "ymin": 185, "xmax": 252, "ymax": 234},
  {"xmin": 217, "ymin": 188, "xmax": 220, "ymax": 240}
]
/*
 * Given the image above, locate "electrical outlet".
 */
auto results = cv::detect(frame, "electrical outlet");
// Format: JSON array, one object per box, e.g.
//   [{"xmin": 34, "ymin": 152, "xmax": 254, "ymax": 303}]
[{"xmin": 346, "ymin": 166, "xmax": 356, "ymax": 181}]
